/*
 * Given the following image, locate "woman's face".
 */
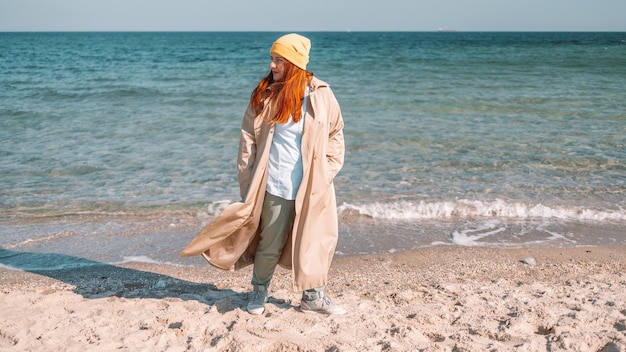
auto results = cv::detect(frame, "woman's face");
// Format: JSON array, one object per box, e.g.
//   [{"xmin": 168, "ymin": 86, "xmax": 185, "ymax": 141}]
[{"xmin": 269, "ymin": 54, "xmax": 286, "ymax": 81}]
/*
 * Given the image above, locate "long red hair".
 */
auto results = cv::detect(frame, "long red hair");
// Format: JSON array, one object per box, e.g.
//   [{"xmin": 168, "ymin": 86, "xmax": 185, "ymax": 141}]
[{"xmin": 250, "ymin": 60, "xmax": 313, "ymax": 124}]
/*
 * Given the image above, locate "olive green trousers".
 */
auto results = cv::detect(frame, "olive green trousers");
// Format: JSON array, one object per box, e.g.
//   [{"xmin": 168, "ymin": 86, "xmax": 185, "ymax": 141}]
[{"xmin": 251, "ymin": 192, "xmax": 324, "ymax": 300}]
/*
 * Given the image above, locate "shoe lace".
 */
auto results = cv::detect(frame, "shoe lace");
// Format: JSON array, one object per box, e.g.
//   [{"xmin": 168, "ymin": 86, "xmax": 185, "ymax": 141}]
[
  {"xmin": 251, "ymin": 290, "xmax": 266, "ymax": 302},
  {"xmin": 321, "ymin": 296, "xmax": 333, "ymax": 307}
]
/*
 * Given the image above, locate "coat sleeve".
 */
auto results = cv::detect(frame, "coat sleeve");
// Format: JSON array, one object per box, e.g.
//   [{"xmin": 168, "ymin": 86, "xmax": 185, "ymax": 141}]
[
  {"xmin": 325, "ymin": 90, "xmax": 345, "ymax": 179},
  {"xmin": 237, "ymin": 104, "xmax": 257, "ymax": 199}
]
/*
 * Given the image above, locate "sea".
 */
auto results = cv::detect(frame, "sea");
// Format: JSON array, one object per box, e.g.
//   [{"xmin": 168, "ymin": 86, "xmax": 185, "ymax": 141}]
[{"xmin": 1, "ymin": 31, "xmax": 625, "ymax": 271}]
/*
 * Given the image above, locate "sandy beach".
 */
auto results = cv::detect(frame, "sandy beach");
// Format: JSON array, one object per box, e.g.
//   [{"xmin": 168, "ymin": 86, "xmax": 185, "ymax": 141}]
[{"xmin": 1, "ymin": 245, "xmax": 625, "ymax": 351}]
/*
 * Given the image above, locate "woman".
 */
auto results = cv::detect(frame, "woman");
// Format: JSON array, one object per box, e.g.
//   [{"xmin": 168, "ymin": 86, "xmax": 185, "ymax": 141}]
[{"xmin": 180, "ymin": 33, "xmax": 346, "ymax": 315}]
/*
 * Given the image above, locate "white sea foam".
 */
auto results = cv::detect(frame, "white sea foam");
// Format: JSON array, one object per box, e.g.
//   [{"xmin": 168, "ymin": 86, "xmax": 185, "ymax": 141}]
[
  {"xmin": 206, "ymin": 200, "xmax": 236, "ymax": 217},
  {"xmin": 451, "ymin": 220, "xmax": 508, "ymax": 246},
  {"xmin": 0, "ymin": 263, "xmax": 20, "ymax": 271},
  {"xmin": 2, "ymin": 230, "xmax": 78, "ymax": 249},
  {"xmin": 450, "ymin": 220, "xmax": 577, "ymax": 247},
  {"xmin": 0, "ymin": 257, "xmax": 106, "ymax": 272},
  {"xmin": 116, "ymin": 256, "xmax": 194, "ymax": 268},
  {"xmin": 338, "ymin": 199, "xmax": 626, "ymax": 222},
  {"xmin": 119, "ymin": 256, "xmax": 161, "ymax": 264}
]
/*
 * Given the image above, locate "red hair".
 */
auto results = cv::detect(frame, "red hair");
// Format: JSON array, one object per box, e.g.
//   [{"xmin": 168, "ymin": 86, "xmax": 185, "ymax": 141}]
[{"xmin": 250, "ymin": 60, "xmax": 312, "ymax": 124}]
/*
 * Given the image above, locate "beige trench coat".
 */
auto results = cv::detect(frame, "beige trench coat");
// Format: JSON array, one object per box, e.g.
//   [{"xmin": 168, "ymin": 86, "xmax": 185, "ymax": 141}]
[{"xmin": 180, "ymin": 77, "xmax": 345, "ymax": 292}]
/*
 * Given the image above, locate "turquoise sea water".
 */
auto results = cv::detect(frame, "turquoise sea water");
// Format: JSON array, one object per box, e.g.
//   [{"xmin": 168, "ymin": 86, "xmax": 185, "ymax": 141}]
[{"xmin": 1, "ymin": 32, "xmax": 625, "ymax": 268}]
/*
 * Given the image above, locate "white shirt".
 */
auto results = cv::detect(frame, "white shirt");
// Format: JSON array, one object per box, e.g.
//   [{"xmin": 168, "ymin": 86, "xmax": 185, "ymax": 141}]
[{"xmin": 266, "ymin": 87, "xmax": 309, "ymax": 200}]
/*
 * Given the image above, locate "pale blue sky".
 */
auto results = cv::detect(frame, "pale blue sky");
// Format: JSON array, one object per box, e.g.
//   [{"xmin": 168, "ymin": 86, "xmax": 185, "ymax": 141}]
[{"xmin": 1, "ymin": 0, "xmax": 624, "ymax": 32}]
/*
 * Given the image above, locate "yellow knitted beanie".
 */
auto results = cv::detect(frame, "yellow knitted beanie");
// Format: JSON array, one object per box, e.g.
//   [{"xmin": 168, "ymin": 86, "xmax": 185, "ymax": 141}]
[{"xmin": 270, "ymin": 33, "xmax": 311, "ymax": 70}]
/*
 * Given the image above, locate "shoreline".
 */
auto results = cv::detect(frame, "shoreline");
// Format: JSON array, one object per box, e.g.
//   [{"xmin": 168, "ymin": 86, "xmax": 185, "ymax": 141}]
[
  {"xmin": 1, "ymin": 245, "xmax": 625, "ymax": 351},
  {"xmin": 3, "ymin": 215, "xmax": 626, "ymax": 269}
]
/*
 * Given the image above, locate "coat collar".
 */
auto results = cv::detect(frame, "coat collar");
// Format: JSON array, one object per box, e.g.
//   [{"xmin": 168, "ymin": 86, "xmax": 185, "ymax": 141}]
[{"xmin": 308, "ymin": 76, "xmax": 329, "ymax": 93}]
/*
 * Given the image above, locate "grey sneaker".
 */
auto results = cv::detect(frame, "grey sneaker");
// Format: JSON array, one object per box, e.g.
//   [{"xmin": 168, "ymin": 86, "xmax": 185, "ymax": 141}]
[
  {"xmin": 301, "ymin": 295, "xmax": 347, "ymax": 315},
  {"xmin": 246, "ymin": 286, "xmax": 268, "ymax": 315}
]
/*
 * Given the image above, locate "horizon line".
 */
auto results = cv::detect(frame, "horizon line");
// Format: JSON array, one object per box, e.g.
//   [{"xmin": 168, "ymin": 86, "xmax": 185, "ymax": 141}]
[{"xmin": 1, "ymin": 29, "xmax": 625, "ymax": 33}]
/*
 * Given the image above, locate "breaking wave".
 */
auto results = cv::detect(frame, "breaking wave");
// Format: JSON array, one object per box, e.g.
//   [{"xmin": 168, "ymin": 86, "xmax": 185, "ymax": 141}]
[{"xmin": 338, "ymin": 199, "xmax": 626, "ymax": 222}]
